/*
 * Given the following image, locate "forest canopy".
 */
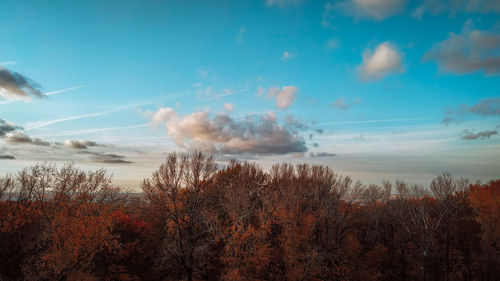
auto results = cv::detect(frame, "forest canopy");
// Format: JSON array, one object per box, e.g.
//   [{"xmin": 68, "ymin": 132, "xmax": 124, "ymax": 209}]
[{"xmin": 0, "ymin": 152, "xmax": 499, "ymax": 281}]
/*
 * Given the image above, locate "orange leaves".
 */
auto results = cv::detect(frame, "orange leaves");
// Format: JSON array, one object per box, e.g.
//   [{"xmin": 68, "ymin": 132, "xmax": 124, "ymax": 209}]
[
  {"xmin": 2, "ymin": 158, "xmax": 500, "ymax": 281},
  {"xmin": 222, "ymin": 222, "xmax": 274, "ymax": 281},
  {"xmin": 469, "ymin": 180, "xmax": 500, "ymax": 219},
  {"xmin": 468, "ymin": 180, "xmax": 500, "ymax": 276},
  {"xmin": 39, "ymin": 203, "xmax": 115, "ymax": 278}
]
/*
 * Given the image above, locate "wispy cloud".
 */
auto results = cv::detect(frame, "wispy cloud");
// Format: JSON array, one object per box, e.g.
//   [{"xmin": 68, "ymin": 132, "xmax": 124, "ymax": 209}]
[
  {"xmin": 423, "ymin": 20, "xmax": 500, "ymax": 75},
  {"xmin": 324, "ymin": 0, "xmax": 407, "ymax": 22},
  {"xmin": 45, "ymin": 85, "xmax": 89, "ymax": 96},
  {"xmin": 461, "ymin": 129, "xmax": 498, "ymax": 140},
  {"xmin": 0, "ymin": 85, "xmax": 89, "ymax": 105},
  {"xmin": 412, "ymin": 0, "xmax": 500, "ymax": 19},
  {"xmin": 281, "ymin": 50, "xmax": 293, "ymax": 61},
  {"xmin": 25, "ymin": 102, "xmax": 153, "ymax": 131},
  {"xmin": 443, "ymin": 98, "xmax": 500, "ymax": 124},
  {"xmin": 87, "ymin": 152, "xmax": 132, "ymax": 164},
  {"xmin": 265, "ymin": 0, "xmax": 306, "ymax": 8},
  {"xmin": 34, "ymin": 123, "xmax": 149, "ymax": 137},
  {"xmin": 0, "ymin": 61, "xmax": 16, "ymax": 66},
  {"xmin": 317, "ymin": 117, "xmax": 432, "ymax": 126},
  {"xmin": 235, "ymin": 27, "xmax": 246, "ymax": 44},
  {"xmin": 330, "ymin": 98, "xmax": 350, "ymax": 110},
  {"xmin": 199, "ymin": 88, "xmax": 249, "ymax": 101}
]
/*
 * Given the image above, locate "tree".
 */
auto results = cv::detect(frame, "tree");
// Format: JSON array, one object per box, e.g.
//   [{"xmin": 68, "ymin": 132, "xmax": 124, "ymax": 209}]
[
  {"xmin": 469, "ymin": 180, "xmax": 500, "ymax": 281},
  {"xmin": 141, "ymin": 151, "xmax": 219, "ymax": 281},
  {"xmin": 0, "ymin": 163, "xmax": 123, "ymax": 280}
]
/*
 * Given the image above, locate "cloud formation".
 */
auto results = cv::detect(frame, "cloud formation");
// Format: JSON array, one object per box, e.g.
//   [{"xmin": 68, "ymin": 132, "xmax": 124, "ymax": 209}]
[
  {"xmin": 412, "ymin": 0, "xmax": 500, "ymax": 19},
  {"xmin": 1, "ymin": 118, "xmax": 131, "ymax": 164},
  {"xmin": 0, "ymin": 155, "xmax": 15, "ymax": 160},
  {"xmin": 461, "ymin": 129, "xmax": 498, "ymax": 140},
  {"xmin": 265, "ymin": 0, "xmax": 306, "ymax": 8},
  {"xmin": 310, "ymin": 152, "xmax": 337, "ymax": 158},
  {"xmin": 0, "ymin": 118, "xmax": 21, "ymax": 136},
  {"xmin": 0, "ymin": 67, "xmax": 43, "ymax": 101},
  {"xmin": 281, "ymin": 50, "xmax": 293, "ymax": 61},
  {"xmin": 267, "ymin": 86, "xmax": 298, "ymax": 109},
  {"xmin": 326, "ymin": 38, "xmax": 340, "ymax": 50},
  {"xmin": 86, "ymin": 152, "xmax": 132, "ymax": 164},
  {"xmin": 1, "ymin": 119, "xmax": 50, "ymax": 146},
  {"xmin": 423, "ymin": 21, "xmax": 500, "ymax": 75},
  {"xmin": 235, "ymin": 27, "xmax": 246, "ymax": 44},
  {"xmin": 152, "ymin": 108, "xmax": 307, "ymax": 155},
  {"xmin": 469, "ymin": 98, "xmax": 500, "ymax": 115},
  {"xmin": 359, "ymin": 42, "xmax": 404, "ymax": 81},
  {"xmin": 4, "ymin": 132, "xmax": 50, "ymax": 146},
  {"xmin": 64, "ymin": 140, "xmax": 99, "ymax": 149},
  {"xmin": 284, "ymin": 115, "xmax": 309, "ymax": 130},
  {"xmin": 224, "ymin": 102, "xmax": 234, "ymax": 112},
  {"xmin": 330, "ymin": 0, "xmax": 407, "ymax": 21},
  {"xmin": 331, "ymin": 98, "xmax": 350, "ymax": 110},
  {"xmin": 443, "ymin": 98, "xmax": 500, "ymax": 123}
]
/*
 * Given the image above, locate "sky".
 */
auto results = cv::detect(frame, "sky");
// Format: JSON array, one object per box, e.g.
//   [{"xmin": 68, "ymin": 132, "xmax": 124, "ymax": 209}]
[{"xmin": 1, "ymin": 0, "xmax": 500, "ymax": 188}]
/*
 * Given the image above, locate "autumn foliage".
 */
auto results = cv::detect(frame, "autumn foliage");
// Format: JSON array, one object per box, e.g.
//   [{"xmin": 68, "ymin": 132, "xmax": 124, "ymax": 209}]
[{"xmin": 0, "ymin": 153, "xmax": 499, "ymax": 281}]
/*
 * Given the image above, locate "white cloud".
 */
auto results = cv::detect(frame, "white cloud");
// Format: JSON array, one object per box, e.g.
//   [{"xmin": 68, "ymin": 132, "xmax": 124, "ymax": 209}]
[
  {"xmin": 267, "ymin": 86, "xmax": 298, "ymax": 109},
  {"xmin": 326, "ymin": 38, "xmax": 340, "ymax": 50},
  {"xmin": 199, "ymin": 88, "xmax": 249, "ymax": 101},
  {"xmin": 423, "ymin": 21, "xmax": 500, "ymax": 75},
  {"xmin": 443, "ymin": 98, "xmax": 500, "ymax": 124},
  {"xmin": 358, "ymin": 42, "xmax": 404, "ymax": 81},
  {"xmin": 64, "ymin": 140, "xmax": 98, "ymax": 149},
  {"xmin": 412, "ymin": 0, "xmax": 500, "ymax": 19},
  {"xmin": 4, "ymin": 131, "xmax": 50, "ymax": 146},
  {"xmin": 281, "ymin": 50, "xmax": 293, "ymax": 61},
  {"xmin": 224, "ymin": 102, "xmax": 234, "ymax": 112},
  {"xmin": 0, "ymin": 66, "xmax": 43, "ymax": 101},
  {"xmin": 256, "ymin": 86, "xmax": 266, "ymax": 97},
  {"xmin": 329, "ymin": 0, "xmax": 407, "ymax": 21},
  {"xmin": 265, "ymin": 0, "xmax": 306, "ymax": 8},
  {"xmin": 461, "ymin": 129, "xmax": 498, "ymax": 140},
  {"xmin": 198, "ymin": 68, "xmax": 209, "ymax": 80},
  {"xmin": 151, "ymin": 107, "xmax": 307, "ymax": 155},
  {"xmin": 152, "ymin": 107, "xmax": 177, "ymax": 124},
  {"xmin": 331, "ymin": 98, "xmax": 350, "ymax": 110},
  {"xmin": 235, "ymin": 27, "xmax": 246, "ymax": 44}
]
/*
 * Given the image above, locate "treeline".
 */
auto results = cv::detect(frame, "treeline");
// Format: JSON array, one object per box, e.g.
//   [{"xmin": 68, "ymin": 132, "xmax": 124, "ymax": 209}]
[{"xmin": 0, "ymin": 152, "xmax": 499, "ymax": 281}]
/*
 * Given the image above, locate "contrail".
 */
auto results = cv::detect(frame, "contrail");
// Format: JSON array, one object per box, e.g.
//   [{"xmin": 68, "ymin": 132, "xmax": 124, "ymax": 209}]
[
  {"xmin": 199, "ymin": 89, "xmax": 248, "ymax": 101},
  {"xmin": 45, "ymin": 85, "xmax": 89, "ymax": 96},
  {"xmin": 25, "ymin": 112, "xmax": 107, "ymax": 131},
  {"xmin": 316, "ymin": 117, "xmax": 436, "ymax": 126},
  {"xmin": 25, "ymin": 102, "xmax": 153, "ymax": 131},
  {"xmin": 34, "ymin": 123, "xmax": 149, "ymax": 137},
  {"xmin": 23, "ymin": 90, "xmax": 185, "ymax": 131}
]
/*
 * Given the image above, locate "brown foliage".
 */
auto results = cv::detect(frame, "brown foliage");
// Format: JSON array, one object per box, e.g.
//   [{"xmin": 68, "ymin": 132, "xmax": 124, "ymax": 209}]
[{"xmin": 0, "ymin": 155, "xmax": 498, "ymax": 281}]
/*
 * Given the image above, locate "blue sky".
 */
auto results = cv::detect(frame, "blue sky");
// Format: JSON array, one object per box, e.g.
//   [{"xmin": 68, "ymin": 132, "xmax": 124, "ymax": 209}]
[{"xmin": 1, "ymin": 0, "xmax": 499, "ymax": 187}]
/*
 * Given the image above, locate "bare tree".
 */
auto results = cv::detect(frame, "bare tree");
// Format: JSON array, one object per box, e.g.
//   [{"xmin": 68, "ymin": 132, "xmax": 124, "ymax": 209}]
[
  {"xmin": 141, "ymin": 151, "xmax": 219, "ymax": 281},
  {"xmin": 0, "ymin": 162, "xmax": 122, "ymax": 280}
]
